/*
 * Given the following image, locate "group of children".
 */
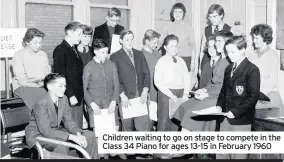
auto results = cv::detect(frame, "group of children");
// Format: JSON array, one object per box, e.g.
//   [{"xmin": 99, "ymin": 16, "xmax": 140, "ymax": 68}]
[{"xmin": 10, "ymin": 3, "xmax": 280, "ymax": 160}]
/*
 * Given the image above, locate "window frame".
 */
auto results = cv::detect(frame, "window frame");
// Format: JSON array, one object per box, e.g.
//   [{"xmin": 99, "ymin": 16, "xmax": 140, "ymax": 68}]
[{"xmin": 18, "ymin": 0, "xmax": 74, "ymax": 28}]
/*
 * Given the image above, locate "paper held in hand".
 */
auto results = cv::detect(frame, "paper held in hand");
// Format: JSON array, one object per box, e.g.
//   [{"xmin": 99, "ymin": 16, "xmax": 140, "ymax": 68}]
[
  {"xmin": 148, "ymin": 101, "xmax": 157, "ymax": 121},
  {"xmin": 169, "ymin": 98, "xmax": 187, "ymax": 119},
  {"xmin": 122, "ymin": 97, "xmax": 148, "ymax": 119},
  {"xmin": 192, "ymin": 106, "xmax": 224, "ymax": 115},
  {"xmin": 110, "ymin": 34, "xmax": 122, "ymax": 55},
  {"xmin": 93, "ymin": 109, "xmax": 116, "ymax": 137}
]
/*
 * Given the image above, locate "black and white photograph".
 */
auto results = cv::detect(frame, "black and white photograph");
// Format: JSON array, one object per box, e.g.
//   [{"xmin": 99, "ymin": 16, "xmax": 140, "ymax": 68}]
[{"xmin": 1, "ymin": 0, "xmax": 284, "ymax": 161}]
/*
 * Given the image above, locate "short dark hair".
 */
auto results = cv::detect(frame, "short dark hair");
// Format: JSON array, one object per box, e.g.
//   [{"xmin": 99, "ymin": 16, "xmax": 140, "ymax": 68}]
[
  {"xmin": 22, "ymin": 28, "xmax": 45, "ymax": 47},
  {"xmin": 204, "ymin": 36, "xmax": 216, "ymax": 51},
  {"xmin": 250, "ymin": 24, "xmax": 273, "ymax": 45},
  {"xmin": 107, "ymin": 7, "xmax": 121, "ymax": 17},
  {"xmin": 93, "ymin": 39, "xmax": 108, "ymax": 50},
  {"xmin": 170, "ymin": 3, "xmax": 186, "ymax": 22},
  {"xmin": 81, "ymin": 25, "xmax": 93, "ymax": 35},
  {"xmin": 225, "ymin": 36, "xmax": 247, "ymax": 50},
  {"xmin": 163, "ymin": 34, "xmax": 179, "ymax": 46},
  {"xmin": 215, "ymin": 30, "xmax": 234, "ymax": 41},
  {"xmin": 43, "ymin": 73, "xmax": 65, "ymax": 91},
  {"xmin": 64, "ymin": 21, "xmax": 82, "ymax": 34},
  {"xmin": 120, "ymin": 29, "xmax": 134, "ymax": 40},
  {"xmin": 142, "ymin": 29, "xmax": 161, "ymax": 45},
  {"xmin": 207, "ymin": 4, "xmax": 225, "ymax": 19}
]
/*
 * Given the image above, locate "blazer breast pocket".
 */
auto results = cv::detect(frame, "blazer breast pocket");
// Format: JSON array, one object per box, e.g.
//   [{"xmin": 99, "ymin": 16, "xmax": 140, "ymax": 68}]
[{"xmin": 233, "ymin": 82, "xmax": 247, "ymax": 97}]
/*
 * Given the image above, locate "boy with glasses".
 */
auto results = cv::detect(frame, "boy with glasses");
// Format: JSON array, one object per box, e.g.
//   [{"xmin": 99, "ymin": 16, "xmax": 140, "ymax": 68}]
[{"xmin": 93, "ymin": 7, "xmax": 125, "ymax": 54}]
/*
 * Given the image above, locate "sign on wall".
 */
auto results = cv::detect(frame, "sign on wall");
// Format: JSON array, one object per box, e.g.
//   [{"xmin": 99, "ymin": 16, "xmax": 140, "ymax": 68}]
[{"xmin": 0, "ymin": 28, "xmax": 27, "ymax": 58}]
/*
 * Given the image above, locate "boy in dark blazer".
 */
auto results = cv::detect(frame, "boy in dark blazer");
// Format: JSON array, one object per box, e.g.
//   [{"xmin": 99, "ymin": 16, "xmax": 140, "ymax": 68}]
[
  {"xmin": 93, "ymin": 7, "xmax": 125, "ymax": 54},
  {"xmin": 110, "ymin": 30, "xmax": 151, "ymax": 132},
  {"xmin": 216, "ymin": 36, "xmax": 260, "ymax": 159},
  {"xmin": 53, "ymin": 21, "xmax": 84, "ymax": 128}
]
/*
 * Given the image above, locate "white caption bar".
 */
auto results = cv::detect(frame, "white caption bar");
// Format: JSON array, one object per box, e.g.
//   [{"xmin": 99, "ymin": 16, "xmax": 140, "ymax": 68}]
[{"xmin": 97, "ymin": 132, "xmax": 284, "ymax": 154}]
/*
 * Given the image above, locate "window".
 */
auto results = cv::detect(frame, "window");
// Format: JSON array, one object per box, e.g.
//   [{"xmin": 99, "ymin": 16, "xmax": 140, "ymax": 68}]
[
  {"xmin": 89, "ymin": 0, "xmax": 128, "ymax": 5},
  {"xmin": 25, "ymin": 3, "xmax": 73, "ymax": 64}
]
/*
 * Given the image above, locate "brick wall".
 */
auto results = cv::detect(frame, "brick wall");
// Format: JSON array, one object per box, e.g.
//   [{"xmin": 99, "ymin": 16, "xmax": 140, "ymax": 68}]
[{"xmin": 25, "ymin": 3, "xmax": 73, "ymax": 65}]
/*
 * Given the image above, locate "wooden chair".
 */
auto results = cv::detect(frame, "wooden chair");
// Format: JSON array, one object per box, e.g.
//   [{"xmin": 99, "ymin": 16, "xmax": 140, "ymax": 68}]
[{"xmin": 35, "ymin": 137, "xmax": 91, "ymax": 159}]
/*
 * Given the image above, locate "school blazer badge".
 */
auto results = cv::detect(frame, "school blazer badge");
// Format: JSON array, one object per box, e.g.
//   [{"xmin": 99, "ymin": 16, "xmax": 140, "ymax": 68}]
[{"xmin": 236, "ymin": 86, "xmax": 244, "ymax": 95}]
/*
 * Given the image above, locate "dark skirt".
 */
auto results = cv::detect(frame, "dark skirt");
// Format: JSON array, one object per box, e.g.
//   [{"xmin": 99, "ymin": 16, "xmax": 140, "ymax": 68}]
[
  {"xmin": 14, "ymin": 87, "xmax": 46, "ymax": 111},
  {"xmin": 173, "ymin": 97, "xmax": 219, "ymax": 131},
  {"xmin": 157, "ymin": 89, "xmax": 184, "ymax": 131}
]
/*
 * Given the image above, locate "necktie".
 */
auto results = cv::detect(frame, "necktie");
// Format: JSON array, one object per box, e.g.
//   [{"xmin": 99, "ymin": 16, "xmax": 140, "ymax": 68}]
[
  {"xmin": 214, "ymin": 25, "xmax": 219, "ymax": 34},
  {"xmin": 231, "ymin": 63, "xmax": 237, "ymax": 77},
  {"xmin": 127, "ymin": 51, "xmax": 135, "ymax": 65},
  {"xmin": 172, "ymin": 56, "xmax": 177, "ymax": 63},
  {"xmin": 72, "ymin": 46, "xmax": 79, "ymax": 58},
  {"xmin": 83, "ymin": 46, "xmax": 86, "ymax": 53},
  {"xmin": 128, "ymin": 50, "xmax": 133, "ymax": 58},
  {"xmin": 211, "ymin": 60, "xmax": 216, "ymax": 67}
]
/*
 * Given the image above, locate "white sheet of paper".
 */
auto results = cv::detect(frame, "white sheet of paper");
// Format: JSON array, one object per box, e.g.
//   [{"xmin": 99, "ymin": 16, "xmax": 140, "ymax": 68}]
[
  {"xmin": 192, "ymin": 106, "xmax": 224, "ymax": 115},
  {"xmin": 169, "ymin": 98, "xmax": 187, "ymax": 119},
  {"xmin": 122, "ymin": 97, "xmax": 148, "ymax": 119},
  {"xmin": 148, "ymin": 101, "xmax": 157, "ymax": 121},
  {"xmin": 93, "ymin": 109, "xmax": 116, "ymax": 137},
  {"xmin": 110, "ymin": 34, "xmax": 122, "ymax": 54}
]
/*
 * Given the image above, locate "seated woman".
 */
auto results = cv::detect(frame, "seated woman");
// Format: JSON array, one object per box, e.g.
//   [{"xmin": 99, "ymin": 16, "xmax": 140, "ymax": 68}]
[
  {"xmin": 12, "ymin": 28, "xmax": 50, "ymax": 110},
  {"xmin": 25, "ymin": 73, "xmax": 98, "ymax": 159},
  {"xmin": 83, "ymin": 39, "xmax": 119, "ymax": 131},
  {"xmin": 248, "ymin": 24, "xmax": 283, "ymax": 109},
  {"xmin": 173, "ymin": 30, "xmax": 233, "ymax": 132}
]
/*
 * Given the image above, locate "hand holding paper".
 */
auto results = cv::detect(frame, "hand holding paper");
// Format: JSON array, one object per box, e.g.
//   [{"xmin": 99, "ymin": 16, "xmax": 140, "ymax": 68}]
[
  {"xmin": 93, "ymin": 109, "xmax": 116, "ymax": 137},
  {"xmin": 122, "ymin": 97, "xmax": 148, "ymax": 119},
  {"xmin": 192, "ymin": 106, "xmax": 223, "ymax": 115},
  {"xmin": 169, "ymin": 98, "xmax": 187, "ymax": 119},
  {"xmin": 121, "ymin": 93, "xmax": 131, "ymax": 108}
]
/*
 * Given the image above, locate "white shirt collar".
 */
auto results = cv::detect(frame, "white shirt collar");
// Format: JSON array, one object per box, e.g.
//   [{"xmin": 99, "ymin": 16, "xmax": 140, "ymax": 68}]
[
  {"xmin": 234, "ymin": 57, "xmax": 246, "ymax": 69},
  {"xmin": 212, "ymin": 22, "xmax": 225, "ymax": 32}
]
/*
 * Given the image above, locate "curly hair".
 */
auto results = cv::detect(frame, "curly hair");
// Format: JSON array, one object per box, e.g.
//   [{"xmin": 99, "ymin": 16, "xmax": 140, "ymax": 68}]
[{"xmin": 250, "ymin": 24, "xmax": 273, "ymax": 45}]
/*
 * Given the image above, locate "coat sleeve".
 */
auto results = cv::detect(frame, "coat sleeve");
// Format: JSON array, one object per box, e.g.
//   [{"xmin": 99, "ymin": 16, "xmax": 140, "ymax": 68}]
[
  {"xmin": 62, "ymin": 96, "xmax": 82, "ymax": 134},
  {"xmin": 82, "ymin": 65, "xmax": 94, "ymax": 107},
  {"xmin": 230, "ymin": 67, "xmax": 260, "ymax": 118},
  {"xmin": 140, "ymin": 52, "xmax": 151, "ymax": 90},
  {"xmin": 53, "ymin": 47, "xmax": 75, "ymax": 98},
  {"xmin": 216, "ymin": 66, "xmax": 230, "ymax": 110},
  {"xmin": 110, "ymin": 54, "xmax": 127, "ymax": 95},
  {"xmin": 33, "ymin": 101, "xmax": 70, "ymax": 141},
  {"xmin": 112, "ymin": 62, "xmax": 120, "ymax": 102}
]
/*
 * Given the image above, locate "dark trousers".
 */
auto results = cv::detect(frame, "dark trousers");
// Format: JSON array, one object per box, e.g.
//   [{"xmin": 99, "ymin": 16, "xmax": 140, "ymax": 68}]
[
  {"xmin": 157, "ymin": 89, "xmax": 184, "ymax": 131},
  {"xmin": 71, "ymin": 100, "xmax": 84, "ymax": 129},
  {"xmin": 216, "ymin": 118, "xmax": 251, "ymax": 159},
  {"xmin": 40, "ymin": 130, "xmax": 98, "ymax": 159},
  {"xmin": 118, "ymin": 104, "xmax": 150, "ymax": 131}
]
